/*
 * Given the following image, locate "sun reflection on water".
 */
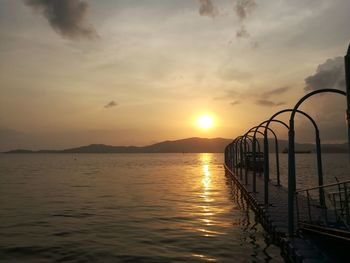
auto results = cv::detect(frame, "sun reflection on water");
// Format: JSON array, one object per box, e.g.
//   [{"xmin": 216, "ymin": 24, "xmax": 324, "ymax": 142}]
[
  {"xmin": 192, "ymin": 253, "xmax": 218, "ymax": 262},
  {"xmin": 200, "ymin": 154, "xmax": 215, "ymax": 229}
]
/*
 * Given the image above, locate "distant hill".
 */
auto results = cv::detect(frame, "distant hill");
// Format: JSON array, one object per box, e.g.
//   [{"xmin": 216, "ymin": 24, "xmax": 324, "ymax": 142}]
[{"xmin": 4, "ymin": 137, "xmax": 349, "ymax": 153}]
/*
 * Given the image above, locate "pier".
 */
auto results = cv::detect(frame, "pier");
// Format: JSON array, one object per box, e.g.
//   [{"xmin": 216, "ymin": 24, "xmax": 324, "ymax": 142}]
[{"xmin": 224, "ymin": 45, "xmax": 350, "ymax": 262}]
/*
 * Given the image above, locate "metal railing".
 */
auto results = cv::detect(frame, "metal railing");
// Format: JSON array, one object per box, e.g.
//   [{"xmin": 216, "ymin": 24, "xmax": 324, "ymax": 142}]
[{"xmin": 295, "ymin": 179, "xmax": 350, "ymax": 231}]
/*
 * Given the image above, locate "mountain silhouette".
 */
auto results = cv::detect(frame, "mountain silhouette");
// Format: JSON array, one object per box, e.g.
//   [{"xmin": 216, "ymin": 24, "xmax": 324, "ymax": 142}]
[{"xmin": 4, "ymin": 137, "xmax": 348, "ymax": 153}]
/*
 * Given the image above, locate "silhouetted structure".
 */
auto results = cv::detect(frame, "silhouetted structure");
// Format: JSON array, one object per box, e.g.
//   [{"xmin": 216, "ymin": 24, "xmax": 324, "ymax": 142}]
[{"xmin": 224, "ymin": 44, "xmax": 350, "ymax": 262}]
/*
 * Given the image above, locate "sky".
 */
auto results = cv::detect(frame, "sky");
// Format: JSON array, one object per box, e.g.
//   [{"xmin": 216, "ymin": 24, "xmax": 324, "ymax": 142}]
[{"xmin": 0, "ymin": 0, "xmax": 349, "ymax": 150}]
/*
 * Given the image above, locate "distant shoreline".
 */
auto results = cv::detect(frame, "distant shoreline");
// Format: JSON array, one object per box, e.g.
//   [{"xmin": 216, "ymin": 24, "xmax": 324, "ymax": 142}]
[{"xmin": 3, "ymin": 137, "xmax": 348, "ymax": 154}]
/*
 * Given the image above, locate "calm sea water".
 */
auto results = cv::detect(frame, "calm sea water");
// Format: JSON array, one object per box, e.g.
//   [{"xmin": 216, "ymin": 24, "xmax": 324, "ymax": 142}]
[
  {"xmin": 0, "ymin": 153, "xmax": 348, "ymax": 262},
  {"xmin": 269, "ymin": 153, "xmax": 350, "ymax": 189}
]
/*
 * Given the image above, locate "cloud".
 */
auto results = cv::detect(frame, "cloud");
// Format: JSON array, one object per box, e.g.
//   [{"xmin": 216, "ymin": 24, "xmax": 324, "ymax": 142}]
[
  {"xmin": 217, "ymin": 66, "xmax": 252, "ymax": 82},
  {"xmin": 304, "ymin": 57, "xmax": 345, "ymax": 91},
  {"xmin": 262, "ymin": 86, "xmax": 290, "ymax": 98},
  {"xmin": 255, "ymin": 99, "xmax": 285, "ymax": 107},
  {"xmin": 230, "ymin": 100, "xmax": 241, "ymax": 106},
  {"xmin": 236, "ymin": 26, "xmax": 250, "ymax": 38},
  {"xmin": 213, "ymin": 89, "xmax": 239, "ymax": 100},
  {"xmin": 25, "ymin": 0, "xmax": 98, "ymax": 40},
  {"xmin": 233, "ymin": 0, "xmax": 256, "ymax": 39},
  {"xmin": 198, "ymin": 0, "xmax": 218, "ymax": 18},
  {"xmin": 104, "ymin": 101, "xmax": 118, "ymax": 108},
  {"xmin": 234, "ymin": 0, "xmax": 256, "ymax": 21},
  {"xmin": 250, "ymin": 41, "xmax": 259, "ymax": 49},
  {"xmin": 295, "ymin": 94, "xmax": 348, "ymax": 143}
]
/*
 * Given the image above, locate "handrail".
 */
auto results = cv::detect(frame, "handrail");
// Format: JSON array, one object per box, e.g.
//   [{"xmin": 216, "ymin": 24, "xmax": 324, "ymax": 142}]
[{"xmin": 296, "ymin": 180, "xmax": 350, "ymax": 193}]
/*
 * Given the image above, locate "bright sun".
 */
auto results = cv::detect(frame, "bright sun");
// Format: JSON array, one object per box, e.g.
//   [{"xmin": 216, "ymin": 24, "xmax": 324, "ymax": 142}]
[{"xmin": 197, "ymin": 115, "xmax": 214, "ymax": 129}]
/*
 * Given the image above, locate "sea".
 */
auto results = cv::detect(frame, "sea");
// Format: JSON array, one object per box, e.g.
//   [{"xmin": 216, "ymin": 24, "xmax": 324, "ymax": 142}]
[{"xmin": 0, "ymin": 153, "xmax": 349, "ymax": 262}]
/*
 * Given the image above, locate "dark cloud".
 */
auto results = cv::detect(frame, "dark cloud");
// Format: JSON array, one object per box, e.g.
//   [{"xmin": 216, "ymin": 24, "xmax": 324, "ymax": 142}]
[
  {"xmin": 233, "ymin": 0, "xmax": 256, "ymax": 39},
  {"xmin": 304, "ymin": 57, "xmax": 345, "ymax": 91},
  {"xmin": 25, "ymin": 0, "xmax": 98, "ymax": 40},
  {"xmin": 298, "ymin": 57, "xmax": 348, "ymax": 142},
  {"xmin": 262, "ymin": 86, "xmax": 290, "ymax": 98},
  {"xmin": 230, "ymin": 100, "xmax": 241, "ymax": 106},
  {"xmin": 255, "ymin": 99, "xmax": 285, "ymax": 107},
  {"xmin": 198, "ymin": 0, "xmax": 218, "ymax": 18},
  {"xmin": 234, "ymin": 0, "xmax": 256, "ymax": 21},
  {"xmin": 236, "ymin": 26, "xmax": 250, "ymax": 38},
  {"xmin": 104, "ymin": 101, "xmax": 118, "ymax": 108}
]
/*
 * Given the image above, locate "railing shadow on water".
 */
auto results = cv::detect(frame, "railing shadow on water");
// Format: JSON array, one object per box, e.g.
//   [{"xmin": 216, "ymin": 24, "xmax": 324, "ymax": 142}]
[
  {"xmin": 224, "ymin": 174, "xmax": 278, "ymax": 261},
  {"xmin": 224, "ymin": 43, "xmax": 350, "ymax": 238}
]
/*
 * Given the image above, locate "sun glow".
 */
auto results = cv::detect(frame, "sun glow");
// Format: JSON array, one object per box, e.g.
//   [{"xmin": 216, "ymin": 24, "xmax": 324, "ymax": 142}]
[{"xmin": 197, "ymin": 115, "xmax": 213, "ymax": 129}]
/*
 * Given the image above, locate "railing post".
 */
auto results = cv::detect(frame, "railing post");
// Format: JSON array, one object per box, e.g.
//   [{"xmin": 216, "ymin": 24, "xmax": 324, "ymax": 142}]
[
  {"xmin": 288, "ymin": 122, "xmax": 296, "ymax": 236},
  {"xmin": 263, "ymin": 133, "xmax": 269, "ymax": 206},
  {"xmin": 235, "ymin": 143, "xmax": 239, "ymax": 174},
  {"xmin": 343, "ymin": 182, "xmax": 350, "ymax": 226},
  {"xmin": 306, "ymin": 190, "xmax": 312, "ymax": 223},
  {"xmin": 344, "ymin": 44, "xmax": 350, "ymax": 161},
  {"xmin": 244, "ymin": 139, "xmax": 248, "ymax": 185},
  {"xmin": 275, "ymin": 138, "xmax": 280, "ymax": 186},
  {"xmin": 315, "ymin": 132, "xmax": 325, "ymax": 207},
  {"xmin": 295, "ymin": 192, "xmax": 300, "ymax": 224},
  {"xmin": 337, "ymin": 180, "xmax": 345, "ymax": 217},
  {"xmin": 252, "ymin": 137, "xmax": 257, "ymax": 192},
  {"xmin": 240, "ymin": 140, "xmax": 243, "ymax": 180}
]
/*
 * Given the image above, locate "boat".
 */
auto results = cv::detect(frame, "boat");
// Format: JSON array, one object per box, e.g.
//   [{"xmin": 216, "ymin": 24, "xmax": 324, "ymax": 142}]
[{"xmin": 282, "ymin": 147, "xmax": 311, "ymax": 154}]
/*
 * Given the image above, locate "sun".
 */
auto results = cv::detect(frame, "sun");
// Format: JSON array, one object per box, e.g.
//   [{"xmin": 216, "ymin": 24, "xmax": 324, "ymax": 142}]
[{"xmin": 197, "ymin": 115, "xmax": 214, "ymax": 129}]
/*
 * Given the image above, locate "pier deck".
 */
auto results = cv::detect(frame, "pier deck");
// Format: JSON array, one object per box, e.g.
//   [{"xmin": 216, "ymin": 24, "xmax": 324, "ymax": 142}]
[{"xmin": 224, "ymin": 165, "xmax": 344, "ymax": 263}]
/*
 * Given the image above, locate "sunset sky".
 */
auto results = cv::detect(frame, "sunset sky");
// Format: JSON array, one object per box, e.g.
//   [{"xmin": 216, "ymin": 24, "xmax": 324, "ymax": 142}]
[{"xmin": 1, "ymin": 0, "xmax": 349, "ymax": 150}]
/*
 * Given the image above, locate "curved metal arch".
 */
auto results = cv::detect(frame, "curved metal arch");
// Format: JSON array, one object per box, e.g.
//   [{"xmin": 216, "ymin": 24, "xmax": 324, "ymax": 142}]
[
  {"xmin": 265, "ymin": 109, "xmax": 320, "ymax": 136},
  {"xmin": 225, "ymin": 141, "xmax": 233, "ymax": 168},
  {"xmin": 239, "ymin": 134, "xmax": 262, "ymax": 185},
  {"xmin": 262, "ymin": 109, "xmax": 324, "ymax": 207},
  {"xmin": 290, "ymin": 89, "xmax": 346, "ymax": 121},
  {"xmin": 247, "ymin": 126, "xmax": 281, "ymax": 188},
  {"xmin": 247, "ymin": 126, "xmax": 278, "ymax": 174},
  {"xmin": 247, "ymin": 119, "xmax": 289, "ymax": 204},
  {"xmin": 288, "ymin": 88, "xmax": 347, "ymax": 236},
  {"xmin": 237, "ymin": 135, "xmax": 255, "ymax": 182},
  {"xmin": 232, "ymin": 135, "xmax": 259, "ymax": 182},
  {"xmin": 244, "ymin": 131, "xmax": 262, "ymax": 155},
  {"xmin": 227, "ymin": 138, "xmax": 240, "ymax": 170},
  {"xmin": 233, "ymin": 136, "xmax": 244, "ymax": 176}
]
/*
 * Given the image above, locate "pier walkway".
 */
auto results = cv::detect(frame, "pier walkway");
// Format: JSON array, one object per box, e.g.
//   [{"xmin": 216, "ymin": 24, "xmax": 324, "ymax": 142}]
[{"xmin": 224, "ymin": 164, "xmax": 349, "ymax": 263}]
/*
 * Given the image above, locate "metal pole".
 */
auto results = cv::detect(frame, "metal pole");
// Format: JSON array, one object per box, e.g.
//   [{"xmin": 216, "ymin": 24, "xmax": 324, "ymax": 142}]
[
  {"xmin": 232, "ymin": 145, "xmax": 235, "ymax": 170},
  {"xmin": 252, "ymin": 137, "xmax": 257, "ymax": 192},
  {"xmin": 315, "ymin": 132, "xmax": 325, "ymax": 207},
  {"xmin": 240, "ymin": 139, "xmax": 243, "ymax": 180},
  {"xmin": 263, "ymin": 132, "xmax": 269, "ymax": 206},
  {"xmin": 344, "ymin": 44, "xmax": 350, "ymax": 161},
  {"xmin": 244, "ymin": 139, "xmax": 248, "ymax": 185},
  {"xmin": 275, "ymin": 138, "xmax": 280, "ymax": 186},
  {"xmin": 288, "ymin": 121, "xmax": 296, "ymax": 236},
  {"xmin": 235, "ymin": 143, "xmax": 238, "ymax": 174}
]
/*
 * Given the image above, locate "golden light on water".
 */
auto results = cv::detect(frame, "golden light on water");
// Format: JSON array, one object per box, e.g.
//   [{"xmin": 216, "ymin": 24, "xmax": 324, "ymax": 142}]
[
  {"xmin": 201, "ymin": 153, "xmax": 212, "ymax": 200},
  {"xmin": 185, "ymin": 153, "xmax": 226, "ymax": 243},
  {"xmin": 200, "ymin": 153, "xmax": 214, "ymax": 233},
  {"xmin": 202, "ymin": 164, "xmax": 211, "ymax": 190},
  {"xmin": 192, "ymin": 253, "xmax": 218, "ymax": 262}
]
